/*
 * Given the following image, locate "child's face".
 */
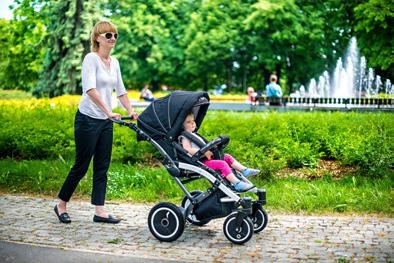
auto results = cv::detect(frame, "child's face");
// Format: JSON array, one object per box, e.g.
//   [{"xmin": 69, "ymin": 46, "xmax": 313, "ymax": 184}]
[{"xmin": 183, "ymin": 114, "xmax": 196, "ymax": 132}]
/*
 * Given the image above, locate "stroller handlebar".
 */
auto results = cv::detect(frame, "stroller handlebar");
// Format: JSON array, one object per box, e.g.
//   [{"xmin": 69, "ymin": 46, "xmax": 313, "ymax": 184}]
[{"xmin": 110, "ymin": 116, "xmax": 135, "ymax": 124}]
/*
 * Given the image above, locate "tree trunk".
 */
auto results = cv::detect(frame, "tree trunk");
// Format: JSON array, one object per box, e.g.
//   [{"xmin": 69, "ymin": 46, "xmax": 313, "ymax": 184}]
[
  {"xmin": 204, "ymin": 74, "xmax": 209, "ymax": 91},
  {"xmin": 226, "ymin": 61, "xmax": 232, "ymax": 93},
  {"xmin": 275, "ymin": 64, "xmax": 281, "ymax": 85},
  {"xmin": 151, "ymin": 80, "xmax": 159, "ymax": 91},
  {"xmin": 242, "ymin": 65, "xmax": 247, "ymax": 93},
  {"xmin": 263, "ymin": 68, "xmax": 270, "ymax": 90}
]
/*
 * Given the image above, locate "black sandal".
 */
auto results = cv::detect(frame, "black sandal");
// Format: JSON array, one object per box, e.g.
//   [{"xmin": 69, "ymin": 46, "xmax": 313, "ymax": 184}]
[{"xmin": 54, "ymin": 205, "xmax": 71, "ymax": 223}]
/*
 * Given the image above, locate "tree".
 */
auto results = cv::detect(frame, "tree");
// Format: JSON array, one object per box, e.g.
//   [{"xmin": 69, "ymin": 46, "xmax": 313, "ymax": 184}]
[
  {"xmin": 354, "ymin": 0, "xmax": 394, "ymax": 80},
  {"xmin": 0, "ymin": 1, "xmax": 46, "ymax": 91},
  {"xmin": 34, "ymin": 0, "xmax": 104, "ymax": 97},
  {"xmin": 107, "ymin": 0, "xmax": 199, "ymax": 91},
  {"xmin": 182, "ymin": 0, "xmax": 254, "ymax": 92}
]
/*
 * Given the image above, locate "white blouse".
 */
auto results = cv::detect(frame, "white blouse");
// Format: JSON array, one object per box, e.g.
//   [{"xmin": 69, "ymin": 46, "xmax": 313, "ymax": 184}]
[{"xmin": 78, "ymin": 52, "xmax": 127, "ymax": 119}]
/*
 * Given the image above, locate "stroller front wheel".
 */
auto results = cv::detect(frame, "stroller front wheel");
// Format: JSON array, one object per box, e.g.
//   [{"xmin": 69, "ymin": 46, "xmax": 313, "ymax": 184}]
[
  {"xmin": 148, "ymin": 202, "xmax": 185, "ymax": 242},
  {"xmin": 223, "ymin": 212, "xmax": 253, "ymax": 244},
  {"xmin": 252, "ymin": 207, "xmax": 268, "ymax": 233}
]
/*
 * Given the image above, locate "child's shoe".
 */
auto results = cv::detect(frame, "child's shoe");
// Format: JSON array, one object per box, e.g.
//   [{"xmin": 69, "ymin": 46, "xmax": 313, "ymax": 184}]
[
  {"xmin": 233, "ymin": 181, "xmax": 254, "ymax": 192},
  {"xmin": 241, "ymin": 168, "xmax": 260, "ymax": 177}
]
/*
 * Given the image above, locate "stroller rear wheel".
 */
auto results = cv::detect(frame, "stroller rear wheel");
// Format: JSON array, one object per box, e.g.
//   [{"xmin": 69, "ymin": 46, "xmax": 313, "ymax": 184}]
[
  {"xmin": 223, "ymin": 212, "xmax": 253, "ymax": 244},
  {"xmin": 181, "ymin": 190, "xmax": 210, "ymax": 226},
  {"xmin": 251, "ymin": 207, "xmax": 268, "ymax": 233},
  {"xmin": 148, "ymin": 202, "xmax": 185, "ymax": 242}
]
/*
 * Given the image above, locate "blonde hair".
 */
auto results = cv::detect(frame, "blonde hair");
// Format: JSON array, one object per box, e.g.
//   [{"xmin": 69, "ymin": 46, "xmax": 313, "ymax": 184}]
[
  {"xmin": 90, "ymin": 21, "xmax": 118, "ymax": 52},
  {"xmin": 270, "ymin": 74, "xmax": 278, "ymax": 82}
]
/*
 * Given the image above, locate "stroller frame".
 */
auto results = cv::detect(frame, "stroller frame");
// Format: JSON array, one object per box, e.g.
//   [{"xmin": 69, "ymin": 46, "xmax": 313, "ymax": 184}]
[{"xmin": 112, "ymin": 91, "xmax": 268, "ymax": 244}]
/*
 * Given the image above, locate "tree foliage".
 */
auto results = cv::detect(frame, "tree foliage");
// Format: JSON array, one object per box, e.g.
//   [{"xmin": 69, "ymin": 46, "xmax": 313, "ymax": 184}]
[
  {"xmin": 1, "ymin": 0, "xmax": 392, "ymax": 96},
  {"xmin": 34, "ymin": 0, "xmax": 104, "ymax": 97},
  {"xmin": 0, "ymin": 1, "xmax": 45, "ymax": 91},
  {"xmin": 353, "ymin": 0, "xmax": 394, "ymax": 80}
]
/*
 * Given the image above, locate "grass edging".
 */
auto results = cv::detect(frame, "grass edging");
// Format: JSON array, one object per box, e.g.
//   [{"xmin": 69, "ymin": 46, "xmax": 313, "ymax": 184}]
[{"xmin": 1, "ymin": 158, "xmax": 392, "ymax": 216}]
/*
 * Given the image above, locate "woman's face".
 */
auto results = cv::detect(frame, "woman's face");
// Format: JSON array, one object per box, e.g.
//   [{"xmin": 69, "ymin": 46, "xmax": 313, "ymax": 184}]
[
  {"xmin": 183, "ymin": 114, "xmax": 196, "ymax": 133},
  {"xmin": 96, "ymin": 32, "xmax": 117, "ymax": 50}
]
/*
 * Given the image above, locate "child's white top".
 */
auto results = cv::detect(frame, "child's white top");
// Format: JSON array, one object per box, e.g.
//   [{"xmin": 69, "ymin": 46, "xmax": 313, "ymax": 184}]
[
  {"xmin": 79, "ymin": 52, "xmax": 127, "ymax": 119},
  {"xmin": 179, "ymin": 132, "xmax": 206, "ymax": 150}
]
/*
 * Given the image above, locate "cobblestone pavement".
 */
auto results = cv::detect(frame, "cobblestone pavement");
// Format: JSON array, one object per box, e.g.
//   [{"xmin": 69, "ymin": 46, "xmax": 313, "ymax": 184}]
[{"xmin": 0, "ymin": 195, "xmax": 393, "ymax": 262}]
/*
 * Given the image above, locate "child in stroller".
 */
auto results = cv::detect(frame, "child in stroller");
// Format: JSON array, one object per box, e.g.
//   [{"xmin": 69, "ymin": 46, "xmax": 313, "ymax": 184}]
[
  {"xmin": 112, "ymin": 91, "xmax": 268, "ymax": 244},
  {"xmin": 180, "ymin": 112, "xmax": 259, "ymax": 192}
]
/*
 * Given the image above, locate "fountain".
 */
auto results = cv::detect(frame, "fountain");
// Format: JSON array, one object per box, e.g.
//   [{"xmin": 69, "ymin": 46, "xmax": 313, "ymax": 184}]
[{"xmin": 298, "ymin": 37, "xmax": 392, "ymax": 98}]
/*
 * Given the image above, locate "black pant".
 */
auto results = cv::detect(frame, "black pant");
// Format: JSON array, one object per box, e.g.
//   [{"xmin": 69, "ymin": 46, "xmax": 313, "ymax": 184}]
[{"xmin": 58, "ymin": 110, "xmax": 113, "ymax": 205}]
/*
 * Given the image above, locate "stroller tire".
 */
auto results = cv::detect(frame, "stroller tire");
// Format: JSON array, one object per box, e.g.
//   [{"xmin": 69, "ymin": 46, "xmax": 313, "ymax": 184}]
[
  {"xmin": 223, "ymin": 212, "xmax": 253, "ymax": 245},
  {"xmin": 148, "ymin": 202, "xmax": 185, "ymax": 242},
  {"xmin": 181, "ymin": 190, "xmax": 210, "ymax": 226},
  {"xmin": 251, "ymin": 207, "xmax": 268, "ymax": 233}
]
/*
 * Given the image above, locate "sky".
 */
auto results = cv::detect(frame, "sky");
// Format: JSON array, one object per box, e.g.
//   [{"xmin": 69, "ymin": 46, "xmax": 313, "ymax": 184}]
[{"xmin": 0, "ymin": 0, "xmax": 15, "ymax": 20}]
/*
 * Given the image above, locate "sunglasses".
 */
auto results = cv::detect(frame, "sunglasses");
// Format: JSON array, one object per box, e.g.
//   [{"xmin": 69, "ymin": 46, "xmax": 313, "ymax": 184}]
[{"xmin": 100, "ymin": 32, "xmax": 118, "ymax": 39}]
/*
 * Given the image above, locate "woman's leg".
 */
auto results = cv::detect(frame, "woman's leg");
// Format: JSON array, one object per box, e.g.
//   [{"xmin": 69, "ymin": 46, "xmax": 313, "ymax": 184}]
[
  {"xmin": 92, "ymin": 120, "xmax": 113, "ymax": 217},
  {"xmin": 57, "ymin": 111, "xmax": 98, "ymax": 213}
]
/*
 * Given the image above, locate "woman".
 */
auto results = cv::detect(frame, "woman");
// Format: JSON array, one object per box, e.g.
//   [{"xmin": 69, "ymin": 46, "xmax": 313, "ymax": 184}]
[{"xmin": 54, "ymin": 21, "xmax": 138, "ymax": 224}]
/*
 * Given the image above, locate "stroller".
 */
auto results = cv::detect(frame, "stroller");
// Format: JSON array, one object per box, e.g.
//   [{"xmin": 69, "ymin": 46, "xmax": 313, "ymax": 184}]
[{"xmin": 112, "ymin": 91, "xmax": 268, "ymax": 244}]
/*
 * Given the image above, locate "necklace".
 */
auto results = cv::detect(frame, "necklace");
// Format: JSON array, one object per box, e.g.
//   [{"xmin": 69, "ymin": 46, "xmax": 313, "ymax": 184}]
[
  {"xmin": 100, "ymin": 56, "xmax": 111, "ymax": 66},
  {"xmin": 95, "ymin": 52, "xmax": 111, "ymax": 69}
]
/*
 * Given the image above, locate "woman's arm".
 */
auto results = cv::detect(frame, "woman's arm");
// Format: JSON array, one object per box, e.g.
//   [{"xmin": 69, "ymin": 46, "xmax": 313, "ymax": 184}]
[
  {"xmin": 86, "ymin": 89, "xmax": 121, "ymax": 119},
  {"xmin": 118, "ymin": 93, "xmax": 138, "ymax": 120}
]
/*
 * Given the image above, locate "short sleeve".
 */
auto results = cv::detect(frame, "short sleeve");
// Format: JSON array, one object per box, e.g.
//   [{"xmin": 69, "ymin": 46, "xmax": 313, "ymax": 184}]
[
  {"xmin": 81, "ymin": 54, "xmax": 97, "ymax": 93},
  {"xmin": 114, "ymin": 58, "xmax": 127, "ymax": 97}
]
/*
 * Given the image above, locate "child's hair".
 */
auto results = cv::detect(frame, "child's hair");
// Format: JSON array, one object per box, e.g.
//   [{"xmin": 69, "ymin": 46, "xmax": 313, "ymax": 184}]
[{"xmin": 91, "ymin": 21, "xmax": 118, "ymax": 52}]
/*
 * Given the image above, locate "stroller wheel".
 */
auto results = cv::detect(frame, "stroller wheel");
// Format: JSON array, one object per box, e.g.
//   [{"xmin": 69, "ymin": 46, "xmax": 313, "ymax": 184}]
[
  {"xmin": 223, "ymin": 212, "xmax": 253, "ymax": 245},
  {"xmin": 181, "ymin": 190, "xmax": 210, "ymax": 226},
  {"xmin": 251, "ymin": 207, "xmax": 268, "ymax": 233},
  {"xmin": 148, "ymin": 202, "xmax": 185, "ymax": 242}
]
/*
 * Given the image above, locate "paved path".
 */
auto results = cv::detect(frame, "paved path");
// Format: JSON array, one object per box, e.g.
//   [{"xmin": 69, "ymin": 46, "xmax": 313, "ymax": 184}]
[
  {"xmin": 0, "ymin": 195, "xmax": 393, "ymax": 262},
  {"xmin": 0, "ymin": 240, "xmax": 176, "ymax": 263}
]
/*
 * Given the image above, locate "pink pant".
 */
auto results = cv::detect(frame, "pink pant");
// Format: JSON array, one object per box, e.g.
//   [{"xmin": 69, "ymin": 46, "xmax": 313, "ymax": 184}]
[{"xmin": 203, "ymin": 154, "xmax": 235, "ymax": 178}]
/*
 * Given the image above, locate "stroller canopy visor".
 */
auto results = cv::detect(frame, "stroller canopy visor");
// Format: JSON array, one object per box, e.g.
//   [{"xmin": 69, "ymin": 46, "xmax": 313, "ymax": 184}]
[{"xmin": 137, "ymin": 91, "xmax": 210, "ymax": 140}]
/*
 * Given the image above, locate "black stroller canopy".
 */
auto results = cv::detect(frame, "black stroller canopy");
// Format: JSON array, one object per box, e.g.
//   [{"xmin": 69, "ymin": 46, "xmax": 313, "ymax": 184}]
[{"xmin": 137, "ymin": 91, "xmax": 210, "ymax": 140}]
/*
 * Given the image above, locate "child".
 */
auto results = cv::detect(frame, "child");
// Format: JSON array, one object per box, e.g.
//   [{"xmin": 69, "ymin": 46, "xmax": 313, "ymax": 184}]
[{"xmin": 179, "ymin": 113, "xmax": 260, "ymax": 191}]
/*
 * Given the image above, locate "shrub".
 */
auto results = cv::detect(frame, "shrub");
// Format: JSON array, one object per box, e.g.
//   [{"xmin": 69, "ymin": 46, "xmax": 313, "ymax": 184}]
[{"xmin": 1, "ymin": 96, "xmax": 393, "ymax": 177}]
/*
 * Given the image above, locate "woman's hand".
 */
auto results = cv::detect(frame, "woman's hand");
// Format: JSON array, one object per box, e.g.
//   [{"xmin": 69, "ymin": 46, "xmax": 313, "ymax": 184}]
[
  {"xmin": 108, "ymin": 112, "xmax": 121, "ymax": 120},
  {"xmin": 129, "ymin": 111, "xmax": 139, "ymax": 120}
]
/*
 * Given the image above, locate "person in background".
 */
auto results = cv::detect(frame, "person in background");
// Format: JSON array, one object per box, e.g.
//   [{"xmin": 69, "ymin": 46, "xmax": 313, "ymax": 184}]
[
  {"xmin": 140, "ymin": 84, "xmax": 155, "ymax": 102},
  {"xmin": 265, "ymin": 74, "xmax": 283, "ymax": 106},
  {"xmin": 54, "ymin": 20, "xmax": 138, "ymax": 225},
  {"xmin": 245, "ymin": 87, "xmax": 257, "ymax": 104}
]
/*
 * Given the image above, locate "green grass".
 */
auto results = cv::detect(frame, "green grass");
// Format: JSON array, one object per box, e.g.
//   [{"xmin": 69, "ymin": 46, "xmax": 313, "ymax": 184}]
[{"xmin": 1, "ymin": 158, "xmax": 392, "ymax": 215}]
